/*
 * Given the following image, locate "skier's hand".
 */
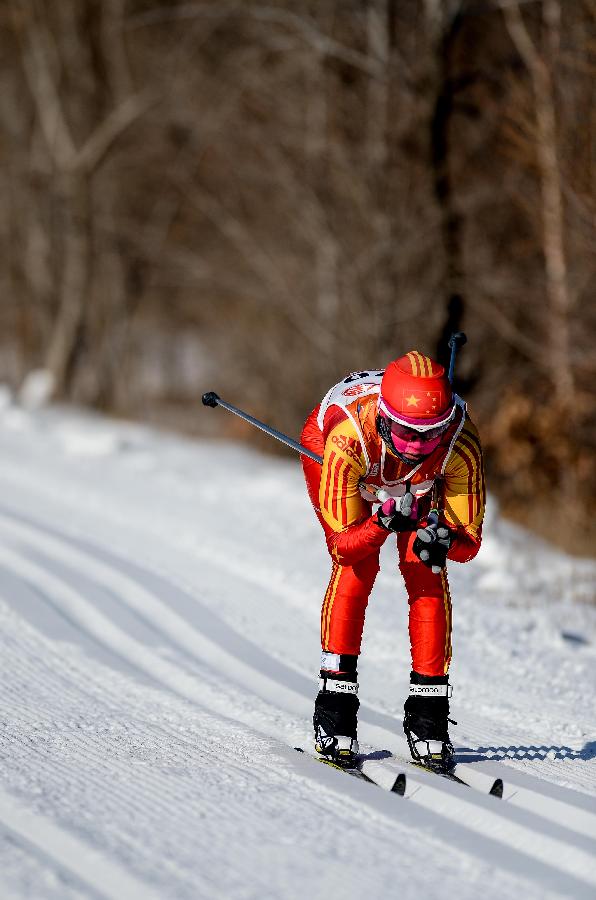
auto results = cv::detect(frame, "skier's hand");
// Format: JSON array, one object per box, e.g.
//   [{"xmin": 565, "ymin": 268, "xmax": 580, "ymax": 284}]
[
  {"xmin": 413, "ymin": 518, "xmax": 454, "ymax": 573},
  {"xmin": 376, "ymin": 492, "xmax": 418, "ymax": 533}
]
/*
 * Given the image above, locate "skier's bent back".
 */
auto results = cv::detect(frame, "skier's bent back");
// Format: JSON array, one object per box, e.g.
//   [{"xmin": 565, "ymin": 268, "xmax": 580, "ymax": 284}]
[{"xmin": 300, "ymin": 352, "xmax": 485, "ymax": 773}]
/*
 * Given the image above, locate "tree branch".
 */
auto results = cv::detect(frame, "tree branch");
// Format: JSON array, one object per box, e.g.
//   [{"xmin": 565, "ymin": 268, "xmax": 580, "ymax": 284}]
[
  {"xmin": 17, "ymin": 6, "xmax": 76, "ymax": 170},
  {"xmin": 126, "ymin": 2, "xmax": 387, "ymax": 79},
  {"xmin": 75, "ymin": 90, "xmax": 156, "ymax": 174}
]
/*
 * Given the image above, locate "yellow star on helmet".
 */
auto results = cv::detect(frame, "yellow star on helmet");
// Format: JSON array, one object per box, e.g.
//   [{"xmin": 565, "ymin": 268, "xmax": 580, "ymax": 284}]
[{"xmin": 405, "ymin": 394, "xmax": 421, "ymax": 407}]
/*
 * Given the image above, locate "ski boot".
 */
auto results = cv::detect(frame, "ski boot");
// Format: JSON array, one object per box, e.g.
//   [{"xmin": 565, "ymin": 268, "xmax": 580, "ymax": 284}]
[
  {"xmin": 313, "ymin": 652, "xmax": 359, "ymax": 768},
  {"xmin": 403, "ymin": 671, "xmax": 454, "ymax": 774}
]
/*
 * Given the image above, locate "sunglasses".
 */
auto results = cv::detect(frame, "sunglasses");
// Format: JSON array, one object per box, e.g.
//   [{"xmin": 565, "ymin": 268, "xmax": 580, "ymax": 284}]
[{"xmin": 388, "ymin": 418, "xmax": 452, "ymax": 443}]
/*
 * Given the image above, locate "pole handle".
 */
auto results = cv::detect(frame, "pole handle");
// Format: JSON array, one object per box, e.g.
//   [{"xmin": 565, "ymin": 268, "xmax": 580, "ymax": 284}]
[
  {"xmin": 447, "ymin": 331, "xmax": 467, "ymax": 384},
  {"xmin": 447, "ymin": 331, "xmax": 467, "ymax": 351}
]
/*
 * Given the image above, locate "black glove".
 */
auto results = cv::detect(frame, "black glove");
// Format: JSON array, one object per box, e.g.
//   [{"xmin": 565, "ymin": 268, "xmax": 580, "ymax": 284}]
[
  {"xmin": 413, "ymin": 516, "xmax": 454, "ymax": 573},
  {"xmin": 376, "ymin": 492, "xmax": 417, "ymax": 533}
]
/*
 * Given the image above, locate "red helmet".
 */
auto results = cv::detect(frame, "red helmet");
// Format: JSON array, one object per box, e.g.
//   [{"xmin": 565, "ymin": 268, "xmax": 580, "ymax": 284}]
[{"xmin": 377, "ymin": 352, "xmax": 456, "ymax": 463}]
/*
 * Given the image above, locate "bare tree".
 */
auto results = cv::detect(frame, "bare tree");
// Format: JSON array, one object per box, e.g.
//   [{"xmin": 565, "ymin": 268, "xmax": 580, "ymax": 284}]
[
  {"xmin": 503, "ymin": 0, "xmax": 574, "ymax": 408},
  {"xmin": 0, "ymin": 0, "xmax": 594, "ymax": 552},
  {"xmin": 10, "ymin": 0, "xmax": 153, "ymax": 398}
]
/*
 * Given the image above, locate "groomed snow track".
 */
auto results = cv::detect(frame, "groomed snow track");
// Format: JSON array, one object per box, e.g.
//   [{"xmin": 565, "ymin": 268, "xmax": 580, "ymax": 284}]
[{"xmin": 0, "ymin": 495, "xmax": 594, "ymax": 900}]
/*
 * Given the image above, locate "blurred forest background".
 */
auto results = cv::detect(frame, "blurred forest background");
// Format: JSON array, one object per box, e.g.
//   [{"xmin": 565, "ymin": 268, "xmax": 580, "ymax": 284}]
[{"xmin": 1, "ymin": 0, "xmax": 594, "ymax": 555}]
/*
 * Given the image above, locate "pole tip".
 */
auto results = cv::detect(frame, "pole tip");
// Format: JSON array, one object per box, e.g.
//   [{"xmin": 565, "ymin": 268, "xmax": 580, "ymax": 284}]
[{"xmin": 202, "ymin": 391, "xmax": 220, "ymax": 408}]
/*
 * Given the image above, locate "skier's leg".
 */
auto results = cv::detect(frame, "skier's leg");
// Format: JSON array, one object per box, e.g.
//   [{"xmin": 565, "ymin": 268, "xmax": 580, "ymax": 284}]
[
  {"xmin": 397, "ymin": 530, "xmax": 452, "ymax": 675},
  {"xmin": 397, "ymin": 531, "xmax": 454, "ymax": 771},
  {"xmin": 301, "ymin": 410, "xmax": 381, "ymax": 763},
  {"xmin": 313, "ymin": 552, "xmax": 379, "ymax": 764},
  {"xmin": 320, "ymin": 553, "xmax": 379, "ymax": 655}
]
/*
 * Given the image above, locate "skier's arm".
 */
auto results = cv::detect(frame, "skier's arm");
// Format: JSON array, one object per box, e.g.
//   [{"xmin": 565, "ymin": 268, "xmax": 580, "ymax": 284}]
[
  {"xmin": 319, "ymin": 420, "xmax": 388, "ymax": 566},
  {"xmin": 441, "ymin": 417, "xmax": 486, "ymax": 563}
]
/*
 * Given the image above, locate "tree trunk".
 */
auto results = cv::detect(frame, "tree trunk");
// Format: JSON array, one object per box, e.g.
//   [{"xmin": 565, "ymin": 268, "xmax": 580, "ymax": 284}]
[
  {"xmin": 504, "ymin": 1, "xmax": 573, "ymax": 408},
  {"xmin": 44, "ymin": 172, "xmax": 91, "ymax": 396}
]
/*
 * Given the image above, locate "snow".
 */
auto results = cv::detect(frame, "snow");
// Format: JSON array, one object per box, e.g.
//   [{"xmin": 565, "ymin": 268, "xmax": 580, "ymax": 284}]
[
  {"xmin": 0, "ymin": 384, "xmax": 12, "ymax": 412},
  {"xmin": 17, "ymin": 369, "xmax": 54, "ymax": 410},
  {"xmin": 0, "ymin": 404, "xmax": 595, "ymax": 899}
]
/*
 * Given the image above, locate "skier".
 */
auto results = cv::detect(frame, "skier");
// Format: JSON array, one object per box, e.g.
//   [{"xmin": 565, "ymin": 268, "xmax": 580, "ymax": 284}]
[{"xmin": 300, "ymin": 351, "xmax": 485, "ymax": 772}]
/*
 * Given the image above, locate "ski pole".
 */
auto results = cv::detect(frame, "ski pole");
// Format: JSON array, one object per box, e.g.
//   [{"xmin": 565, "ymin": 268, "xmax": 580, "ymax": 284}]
[
  {"xmin": 201, "ymin": 391, "xmax": 323, "ymax": 464},
  {"xmin": 203, "ymin": 391, "xmax": 398, "ymax": 505},
  {"xmin": 427, "ymin": 331, "xmax": 468, "ymax": 564},
  {"xmin": 447, "ymin": 331, "xmax": 467, "ymax": 384}
]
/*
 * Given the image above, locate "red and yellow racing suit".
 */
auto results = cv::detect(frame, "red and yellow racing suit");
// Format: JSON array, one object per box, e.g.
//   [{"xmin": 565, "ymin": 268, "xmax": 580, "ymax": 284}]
[{"xmin": 300, "ymin": 370, "xmax": 485, "ymax": 677}]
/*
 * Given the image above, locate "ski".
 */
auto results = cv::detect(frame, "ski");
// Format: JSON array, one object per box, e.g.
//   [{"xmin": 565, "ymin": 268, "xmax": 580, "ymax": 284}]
[
  {"xmin": 295, "ymin": 746, "xmax": 502, "ymax": 798},
  {"xmin": 409, "ymin": 759, "xmax": 468, "ymax": 785},
  {"xmin": 448, "ymin": 767, "xmax": 503, "ymax": 797},
  {"xmin": 361, "ymin": 754, "xmax": 503, "ymax": 798},
  {"xmin": 294, "ymin": 747, "xmax": 407, "ymax": 795},
  {"xmin": 449, "ymin": 756, "xmax": 504, "ymax": 797}
]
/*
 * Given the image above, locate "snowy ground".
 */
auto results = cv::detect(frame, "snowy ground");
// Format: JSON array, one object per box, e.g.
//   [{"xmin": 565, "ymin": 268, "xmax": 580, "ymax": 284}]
[{"xmin": 0, "ymin": 401, "xmax": 594, "ymax": 899}]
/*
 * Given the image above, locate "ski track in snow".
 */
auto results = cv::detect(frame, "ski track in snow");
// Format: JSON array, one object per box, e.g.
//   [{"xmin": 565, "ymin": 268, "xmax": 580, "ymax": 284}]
[
  {"xmin": 0, "ymin": 406, "xmax": 595, "ymax": 899},
  {"xmin": 0, "ymin": 504, "xmax": 595, "ymax": 897},
  {"xmin": 0, "ymin": 557, "xmax": 543, "ymax": 900}
]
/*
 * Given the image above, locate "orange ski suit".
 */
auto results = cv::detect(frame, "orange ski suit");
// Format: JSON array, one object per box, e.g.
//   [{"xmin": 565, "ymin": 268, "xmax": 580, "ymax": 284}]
[{"xmin": 300, "ymin": 370, "xmax": 485, "ymax": 677}]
